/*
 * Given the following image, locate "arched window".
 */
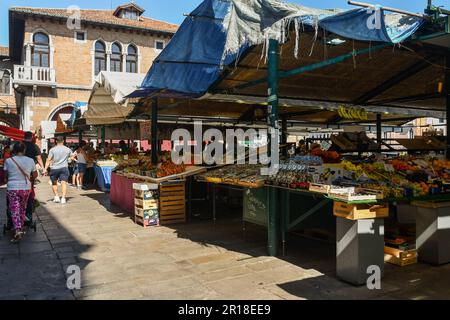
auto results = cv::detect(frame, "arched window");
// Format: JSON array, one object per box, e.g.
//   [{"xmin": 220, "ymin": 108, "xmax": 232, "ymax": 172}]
[
  {"xmin": 94, "ymin": 40, "xmax": 107, "ymax": 76},
  {"xmin": 0, "ymin": 70, "xmax": 11, "ymax": 94},
  {"xmin": 126, "ymin": 45, "xmax": 137, "ymax": 73},
  {"xmin": 110, "ymin": 42, "xmax": 122, "ymax": 72},
  {"xmin": 32, "ymin": 32, "xmax": 50, "ymax": 67}
]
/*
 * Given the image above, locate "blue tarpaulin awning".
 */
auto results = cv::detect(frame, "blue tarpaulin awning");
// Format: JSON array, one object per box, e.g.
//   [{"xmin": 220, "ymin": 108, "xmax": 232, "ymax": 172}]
[{"xmin": 133, "ymin": 0, "xmax": 426, "ymax": 100}]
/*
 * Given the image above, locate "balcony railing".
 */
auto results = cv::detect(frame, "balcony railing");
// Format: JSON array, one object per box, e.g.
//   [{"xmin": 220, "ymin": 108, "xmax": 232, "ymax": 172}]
[{"xmin": 13, "ymin": 65, "xmax": 56, "ymax": 87}]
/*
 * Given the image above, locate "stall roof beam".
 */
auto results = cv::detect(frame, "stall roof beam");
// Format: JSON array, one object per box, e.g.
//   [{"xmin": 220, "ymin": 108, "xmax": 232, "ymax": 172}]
[
  {"xmin": 201, "ymin": 93, "xmax": 446, "ymax": 119},
  {"xmin": 231, "ymin": 43, "xmax": 390, "ymax": 91},
  {"xmin": 348, "ymin": 1, "xmax": 430, "ymax": 20},
  {"xmin": 353, "ymin": 57, "xmax": 436, "ymax": 104},
  {"xmin": 372, "ymin": 92, "xmax": 441, "ymax": 105}
]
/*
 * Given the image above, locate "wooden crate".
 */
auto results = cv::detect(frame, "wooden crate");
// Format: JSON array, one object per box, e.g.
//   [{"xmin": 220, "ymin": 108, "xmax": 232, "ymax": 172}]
[
  {"xmin": 135, "ymin": 198, "xmax": 159, "ymax": 210},
  {"xmin": 333, "ymin": 201, "xmax": 389, "ymax": 220},
  {"xmin": 309, "ymin": 183, "xmax": 331, "ymax": 194},
  {"xmin": 134, "ymin": 215, "xmax": 159, "ymax": 228},
  {"xmin": 384, "ymin": 246, "xmax": 418, "ymax": 266},
  {"xmin": 159, "ymin": 182, "xmax": 186, "ymax": 225}
]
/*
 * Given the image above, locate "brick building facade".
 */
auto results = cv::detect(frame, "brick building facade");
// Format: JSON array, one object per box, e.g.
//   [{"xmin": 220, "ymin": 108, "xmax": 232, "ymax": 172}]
[{"xmin": 0, "ymin": 3, "xmax": 177, "ymax": 148}]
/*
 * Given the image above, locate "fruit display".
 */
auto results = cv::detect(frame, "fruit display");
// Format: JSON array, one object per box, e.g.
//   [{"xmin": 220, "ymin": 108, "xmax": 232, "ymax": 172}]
[
  {"xmin": 338, "ymin": 156, "xmax": 450, "ymax": 198},
  {"xmin": 114, "ymin": 154, "xmax": 186, "ymax": 179},
  {"xmin": 197, "ymin": 165, "xmax": 265, "ymax": 188},
  {"xmin": 309, "ymin": 145, "xmax": 341, "ymax": 163},
  {"xmin": 266, "ymin": 161, "xmax": 313, "ymax": 190},
  {"xmin": 157, "ymin": 160, "xmax": 186, "ymax": 178},
  {"xmin": 265, "ymin": 155, "xmax": 449, "ymax": 199}
]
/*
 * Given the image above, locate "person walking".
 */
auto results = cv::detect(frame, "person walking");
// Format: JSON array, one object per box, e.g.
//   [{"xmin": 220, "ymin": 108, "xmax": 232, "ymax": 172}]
[
  {"xmin": 71, "ymin": 145, "xmax": 88, "ymax": 190},
  {"xmin": 23, "ymin": 132, "xmax": 44, "ymax": 226},
  {"xmin": 4, "ymin": 142, "xmax": 38, "ymax": 243},
  {"xmin": 44, "ymin": 136, "xmax": 73, "ymax": 204},
  {"xmin": 23, "ymin": 132, "xmax": 45, "ymax": 172}
]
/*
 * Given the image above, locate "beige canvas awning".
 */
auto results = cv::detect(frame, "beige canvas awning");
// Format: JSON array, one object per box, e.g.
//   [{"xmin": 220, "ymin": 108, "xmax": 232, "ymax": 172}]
[{"xmin": 83, "ymin": 71, "xmax": 146, "ymax": 125}]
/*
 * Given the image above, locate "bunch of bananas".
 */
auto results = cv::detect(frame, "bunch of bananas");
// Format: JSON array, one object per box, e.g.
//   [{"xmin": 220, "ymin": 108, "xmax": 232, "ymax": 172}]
[{"xmin": 337, "ymin": 106, "xmax": 368, "ymax": 121}]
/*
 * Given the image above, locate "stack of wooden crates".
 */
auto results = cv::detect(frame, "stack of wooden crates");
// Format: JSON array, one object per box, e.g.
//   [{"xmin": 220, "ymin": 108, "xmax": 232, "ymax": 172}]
[
  {"xmin": 159, "ymin": 181, "xmax": 187, "ymax": 225},
  {"xmin": 133, "ymin": 183, "xmax": 160, "ymax": 228},
  {"xmin": 132, "ymin": 180, "xmax": 186, "ymax": 228}
]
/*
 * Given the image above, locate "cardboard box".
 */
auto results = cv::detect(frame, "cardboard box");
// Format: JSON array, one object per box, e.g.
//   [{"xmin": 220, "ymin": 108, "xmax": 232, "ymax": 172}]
[
  {"xmin": 134, "ymin": 189, "xmax": 159, "ymax": 200},
  {"xmin": 135, "ymin": 208, "xmax": 159, "ymax": 220},
  {"xmin": 132, "ymin": 183, "xmax": 158, "ymax": 191}
]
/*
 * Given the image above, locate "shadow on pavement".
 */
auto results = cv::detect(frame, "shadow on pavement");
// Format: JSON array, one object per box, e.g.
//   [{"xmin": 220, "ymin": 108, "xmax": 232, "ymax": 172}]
[{"xmin": 0, "ymin": 186, "xmax": 93, "ymax": 300}]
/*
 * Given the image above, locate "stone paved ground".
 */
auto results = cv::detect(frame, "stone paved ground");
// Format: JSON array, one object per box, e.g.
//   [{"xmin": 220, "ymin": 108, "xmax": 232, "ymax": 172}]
[{"xmin": 1, "ymin": 178, "xmax": 450, "ymax": 300}]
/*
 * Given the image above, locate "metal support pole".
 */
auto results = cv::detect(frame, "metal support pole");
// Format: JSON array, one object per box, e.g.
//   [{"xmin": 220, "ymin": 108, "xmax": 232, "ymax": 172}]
[
  {"xmin": 101, "ymin": 126, "xmax": 106, "ymax": 147},
  {"xmin": 267, "ymin": 39, "xmax": 280, "ymax": 257},
  {"xmin": 281, "ymin": 117, "xmax": 287, "ymax": 145},
  {"xmin": 212, "ymin": 183, "xmax": 216, "ymax": 226},
  {"xmin": 78, "ymin": 130, "xmax": 83, "ymax": 144},
  {"xmin": 151, "ymin": 98, "xmax": 158, "ymax": 165},
  {"xmin": 376, "ymin": 113, "xmax": 382, "ymax": 152},
  {"xmin": 446, "ymin": 54, "xmax": 450, "ymax": 159},
  {"xmin": 280, "ymin": 189, "xmax": 288, "ymax": 256},
  {"xmin": 188, "ymin": 177, "xmax": 192, "ymax": 222},
  {"xmin": 281, "ymin": 116, "xmax": 287, "ymax": 157}
]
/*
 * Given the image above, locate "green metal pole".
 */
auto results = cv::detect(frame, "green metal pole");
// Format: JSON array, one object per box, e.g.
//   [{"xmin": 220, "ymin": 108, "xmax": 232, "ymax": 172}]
[
  {"xmin": 101, "ymin": 126, "xmax": 106, "ymax": 146},
  {"xmin": 376, "ymin": 113, "xmax": 382, "ymax": 152},
  {"xmin": 151, "ymin": 98, "xmax": 159, "ymax": 165},
  {"xmin": 267, "ymin": 39, "xmax": 280, "ymax": 257},
  {"xmin": 446, "ymin": 54, "xmax": 450, "ymax": 159}
]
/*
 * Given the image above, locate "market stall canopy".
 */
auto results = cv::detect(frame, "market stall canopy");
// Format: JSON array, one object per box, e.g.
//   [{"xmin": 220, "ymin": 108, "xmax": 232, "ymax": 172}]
[
  {"xmin": 131, "ymin": 0, "xmax": 448, "ymax": 120},
  {"xmin": 0, "ymin": 125, "xmax": 27, "ymax": 141},
  {"xmin": 84, "ymin": 71, "xmax": 146, "ymax": 125}
]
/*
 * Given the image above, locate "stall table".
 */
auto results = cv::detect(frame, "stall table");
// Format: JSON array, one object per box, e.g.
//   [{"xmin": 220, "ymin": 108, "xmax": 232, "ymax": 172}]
[
  {"xmin": 94, "ymin": 164, "xmax": 116, "ymax": 192},
  {"xmin": 200, "ymin": 176, "xmax": 450, "ymax": 285},
  {"xmin": 110, "ymin": 172, "xmax": 142, "ymax": 214}
]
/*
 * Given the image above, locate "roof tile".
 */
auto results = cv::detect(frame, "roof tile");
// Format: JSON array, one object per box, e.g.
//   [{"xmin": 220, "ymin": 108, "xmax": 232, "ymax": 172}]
[{"xmin": 10, "ymin": 7, "xmax": 178, "ymax": 33}]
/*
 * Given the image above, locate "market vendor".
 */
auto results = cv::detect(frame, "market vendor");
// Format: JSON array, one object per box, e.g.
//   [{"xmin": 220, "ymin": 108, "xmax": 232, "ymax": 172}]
[
  {"xmin": 104, "ymin": 142, "xmax": 116, "ymax": 155},
  {"xmin": 130, "ymin": 142, "xmax": 139, "ymax": 156},
  {"xmin": 295, "ymin": 140, "xmax": 307, "ymax": 155},
  {"xmin": 119, "ymin": 140, "xmax": 129, "ymax": 154}
]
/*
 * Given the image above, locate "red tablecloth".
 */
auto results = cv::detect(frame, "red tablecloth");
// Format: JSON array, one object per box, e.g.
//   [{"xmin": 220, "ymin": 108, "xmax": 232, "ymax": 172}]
[{"xmin": 110, "ymin": 173, "xmax": 141, "ymax": 214}]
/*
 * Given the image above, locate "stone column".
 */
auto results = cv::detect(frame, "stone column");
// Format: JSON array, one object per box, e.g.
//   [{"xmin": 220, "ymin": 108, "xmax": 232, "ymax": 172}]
[
  {"xmin": 25, "ymin": 44, "xmax": 32, "ymax": 67},
  {"xmin": 122, "ymin": 53, "xmax": 127, "ymax": 72},
  {"xmin": 106, "ymin": 51, "xmax": 111, "ymax": 72},
  {"xmin": 50, "ymin": 46, "xmax": 55, "ymax": 69}
]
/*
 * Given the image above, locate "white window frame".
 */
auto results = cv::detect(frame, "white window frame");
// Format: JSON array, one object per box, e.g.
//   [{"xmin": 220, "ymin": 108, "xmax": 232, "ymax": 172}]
[
  {"xmin": 74, "ymin": 30, "xmax": 88, "ymax": 44},
  {"xmin": 154, "ymin": 40, "xmax": 165, "ymax": 51},
  {"xmin": 0, "ymin": 69, "xmax": 13, "ymax": 96}
]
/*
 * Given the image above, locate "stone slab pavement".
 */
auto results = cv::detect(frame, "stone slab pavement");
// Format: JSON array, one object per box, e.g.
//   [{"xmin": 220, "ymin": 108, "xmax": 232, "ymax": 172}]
[{"xmin": 1, "ymin": 178, "xmax": 450, "ymax": 300}]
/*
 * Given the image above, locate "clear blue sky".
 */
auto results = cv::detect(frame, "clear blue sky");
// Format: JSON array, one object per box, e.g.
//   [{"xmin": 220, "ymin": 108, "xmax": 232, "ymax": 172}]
[{"xmin": 1, "ymin": 0, "xmax": 447, "ymax": 46}]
